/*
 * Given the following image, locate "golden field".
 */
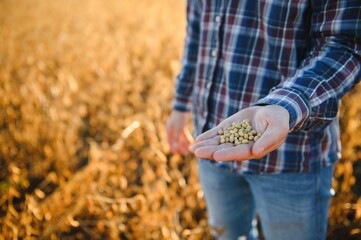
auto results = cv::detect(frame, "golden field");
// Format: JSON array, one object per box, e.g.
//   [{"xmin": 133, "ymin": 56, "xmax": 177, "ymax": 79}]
[{"xmin": 0, "ymin": 0, "xmax": 360, "ymax": 239}]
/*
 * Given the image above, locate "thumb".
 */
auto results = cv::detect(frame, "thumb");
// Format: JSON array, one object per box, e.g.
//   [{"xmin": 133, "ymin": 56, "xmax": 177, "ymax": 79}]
[{"xmin": 252, "ymin": 123, "xmax": 287, "ymax": 157}]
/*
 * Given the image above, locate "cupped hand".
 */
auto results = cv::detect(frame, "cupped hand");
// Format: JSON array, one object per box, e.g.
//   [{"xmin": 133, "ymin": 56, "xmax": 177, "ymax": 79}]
[
  {"xmin": 166, "ymin": 110, "xmax": 194, "ymax": 155},
  {"xmin": 190, "ymin": 105, "xmax": 290, "ymax": 161}
]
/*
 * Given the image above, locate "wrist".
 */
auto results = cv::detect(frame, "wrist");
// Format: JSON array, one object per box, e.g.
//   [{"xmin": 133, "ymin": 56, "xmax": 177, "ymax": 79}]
[{"xmin": 255, "ymin": 88, "xmax": 310, "ymax": 131}]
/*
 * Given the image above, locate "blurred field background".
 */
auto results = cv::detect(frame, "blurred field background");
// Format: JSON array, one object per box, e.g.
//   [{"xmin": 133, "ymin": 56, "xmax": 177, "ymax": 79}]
[{"xmin": 0, "ymin": 0, "xmax": 360, "ymax": 239}]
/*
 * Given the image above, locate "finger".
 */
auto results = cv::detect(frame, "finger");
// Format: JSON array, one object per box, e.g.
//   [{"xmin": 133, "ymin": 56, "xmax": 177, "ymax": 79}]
[
  {"xmin": 183, "ymin": 129, "xmax": 194, "ymax": 144},
  {"xmin": 194, "ymin": 143, "xmax": 233, "ymax": 159},
  {"xmin": 171, "ymin": 128, "xmax": 181, "ymax": 153},
  {"xmin": 195, "ymin": 127, "xmax": 221, "ymax": 142},
  {"xmin": 252, "ymin": 124, "xmax": 287, "ymax": 157},
  {"xmin": 189, "ymin": 136, "xmax": 219, "ymax": 153},
  {"xmin": 213, "ymin": 144, "xmax": 253, "ymax": 161},
  {"xmin": 180, "ymin": 130, "xmax": 194, "ymax": 146},
  {"xmin": 178, "ymin": 142, "xmax": 191, "ymax": 155},
  {"xmin": 167, "ymin": 126, "xmax": 182, "ymax": 154},
  {"xmin": 179, "ymin": 134, "xmax": 193, "ymax": 155},
  {"xmin": 178, "ymin": 139, "xmax": 190, "ymax": 155},
  {"xmin": 166, "ymin": 126, "xmax": 176, "ymax": 153}
]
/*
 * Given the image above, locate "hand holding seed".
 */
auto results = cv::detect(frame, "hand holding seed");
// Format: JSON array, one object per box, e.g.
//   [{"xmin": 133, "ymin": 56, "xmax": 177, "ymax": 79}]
[{"xmin": 190, "ymin": 105, "xmax": 290, "ymax": 161}]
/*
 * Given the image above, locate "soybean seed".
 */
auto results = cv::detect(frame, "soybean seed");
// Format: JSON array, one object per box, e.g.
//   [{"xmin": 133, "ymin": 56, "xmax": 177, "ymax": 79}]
[{"xmin": 217, "ymin": 120, "xmax": 262, "ymax": 146}]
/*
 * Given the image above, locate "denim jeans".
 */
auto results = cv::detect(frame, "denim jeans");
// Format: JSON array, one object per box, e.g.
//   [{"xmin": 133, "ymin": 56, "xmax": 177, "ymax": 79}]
[{"xmin": 197, "ymin": 159, "xmax": 334, "ymax": 240}]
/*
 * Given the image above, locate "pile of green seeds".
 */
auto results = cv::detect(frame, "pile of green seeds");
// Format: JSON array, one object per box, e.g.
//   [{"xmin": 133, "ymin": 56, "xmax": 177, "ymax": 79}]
[{"xmin": 218, "ymin": 119, "xmax": 262, "ymax": 146}]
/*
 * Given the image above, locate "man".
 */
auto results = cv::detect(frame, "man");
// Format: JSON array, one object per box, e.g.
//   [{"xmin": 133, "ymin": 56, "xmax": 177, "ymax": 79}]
[{"xmin": 166, "ymin": 0, "xmax": 361, "ymax": 239}]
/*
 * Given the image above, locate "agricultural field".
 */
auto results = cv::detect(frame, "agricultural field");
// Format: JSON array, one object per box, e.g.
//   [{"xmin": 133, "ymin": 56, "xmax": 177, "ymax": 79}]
[{"xmin": 0, "ymin": 0, "xmax": 360, "ymax": 239}]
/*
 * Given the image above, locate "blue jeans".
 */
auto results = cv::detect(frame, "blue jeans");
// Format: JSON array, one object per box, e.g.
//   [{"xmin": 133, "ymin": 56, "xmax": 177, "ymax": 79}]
[{"xmin": 197, "ymin": 159, "xmax": 334, "ymax": 240}]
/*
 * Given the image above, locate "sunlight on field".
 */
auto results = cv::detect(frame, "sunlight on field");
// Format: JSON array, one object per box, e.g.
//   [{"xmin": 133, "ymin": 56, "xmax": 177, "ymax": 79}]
[{"xmin": 0, "ymin": 0, "xmax": 360, "ymax": 239}]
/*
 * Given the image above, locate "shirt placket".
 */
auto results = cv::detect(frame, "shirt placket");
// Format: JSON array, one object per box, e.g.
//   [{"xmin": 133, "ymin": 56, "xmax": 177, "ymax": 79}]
[{"xmin": 200, "ymin": 2, "xmax": 224, "ymax": 132}]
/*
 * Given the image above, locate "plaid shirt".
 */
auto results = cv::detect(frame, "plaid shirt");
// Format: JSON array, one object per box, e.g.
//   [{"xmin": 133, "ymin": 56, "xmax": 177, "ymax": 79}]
[{"xmin": 173, "ymin": 0, "xmax": 361, "ymax": 173}]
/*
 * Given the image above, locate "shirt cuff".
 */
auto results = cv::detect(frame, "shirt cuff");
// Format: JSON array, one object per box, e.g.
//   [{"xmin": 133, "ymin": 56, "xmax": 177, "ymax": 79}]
[
  {"xmin": 255, "ymin": 88, "xmax": 310, "ymax": 131},
  {"xmin": 172, "ymin": 94, "xmax": 192, "ymax": 112}
]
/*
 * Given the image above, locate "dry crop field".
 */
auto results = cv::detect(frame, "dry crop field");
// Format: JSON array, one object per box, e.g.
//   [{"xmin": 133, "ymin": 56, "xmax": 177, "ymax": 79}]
[{"xmin": 0, "ymin": 0, "xmax": 360, "ymax": 239}]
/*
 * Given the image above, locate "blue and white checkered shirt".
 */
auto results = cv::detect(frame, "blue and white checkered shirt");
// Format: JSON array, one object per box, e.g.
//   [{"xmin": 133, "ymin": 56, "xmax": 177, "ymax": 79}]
[{"xmin": 173, "ymin": 0, "xmax": 361, "ymax": 173}]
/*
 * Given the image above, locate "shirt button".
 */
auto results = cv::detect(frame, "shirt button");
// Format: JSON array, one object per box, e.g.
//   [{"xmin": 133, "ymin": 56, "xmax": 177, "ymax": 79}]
[
  {"xmin": 211, "ymin": 50, "xmax": 217, "ymax": 57},
  {"xmin": 206, "ymin": 82, "xmax": 211, "ymax": 89},
  {"xmin": 215, "ymin": 16, "xmax": 221, "ymax": 23}
]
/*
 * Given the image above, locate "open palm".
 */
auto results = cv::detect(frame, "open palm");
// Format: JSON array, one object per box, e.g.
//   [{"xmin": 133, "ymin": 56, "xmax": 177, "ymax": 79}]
[{"xmin": 190, "ymin": 105, "xmax": 290, "ymax": 161}]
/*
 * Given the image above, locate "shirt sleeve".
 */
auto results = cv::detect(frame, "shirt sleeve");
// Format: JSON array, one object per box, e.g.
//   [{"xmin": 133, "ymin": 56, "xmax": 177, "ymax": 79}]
[
  {"xmin": 172, "ymin": 0, "xmax": 201, "ymax": 112},
  {"xmin": 255, "ymin": 0, "xmax": 361, "ymax": 131}
]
